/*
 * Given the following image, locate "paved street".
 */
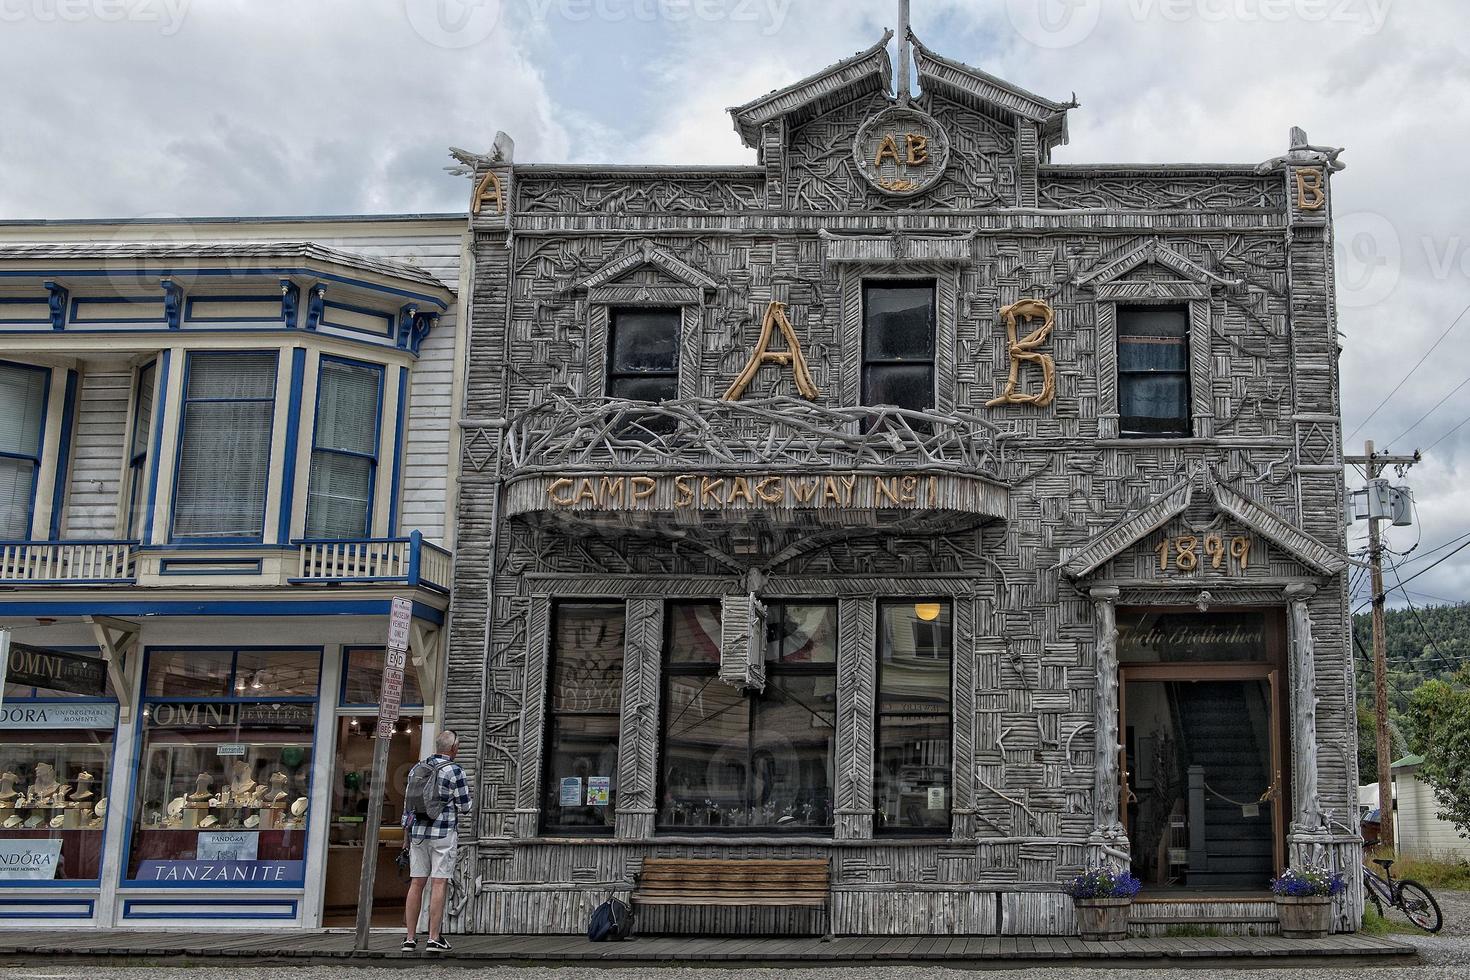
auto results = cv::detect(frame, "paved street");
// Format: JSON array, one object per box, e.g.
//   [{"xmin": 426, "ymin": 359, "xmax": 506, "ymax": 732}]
[{"xmin": 0, "ymin": 891, "xmax": 1463, "ymax": 979}]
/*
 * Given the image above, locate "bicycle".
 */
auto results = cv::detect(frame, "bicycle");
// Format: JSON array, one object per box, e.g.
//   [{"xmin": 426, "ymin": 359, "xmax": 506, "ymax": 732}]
[{"xmin": 1362, "ymin": 858, "xmax": 1443, "ymax": 933}]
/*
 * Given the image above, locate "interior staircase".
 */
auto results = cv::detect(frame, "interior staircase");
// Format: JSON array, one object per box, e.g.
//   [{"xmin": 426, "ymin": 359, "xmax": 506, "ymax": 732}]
[{"xmin": 1173, "ymin": 681, "xmax": 1276, "ymax": 889}]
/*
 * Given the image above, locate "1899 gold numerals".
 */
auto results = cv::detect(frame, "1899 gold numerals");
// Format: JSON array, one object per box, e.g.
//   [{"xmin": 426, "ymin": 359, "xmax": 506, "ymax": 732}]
[{"xmin": 1154, "ymin": 534, "xmax": 1252, "ymax": 575}]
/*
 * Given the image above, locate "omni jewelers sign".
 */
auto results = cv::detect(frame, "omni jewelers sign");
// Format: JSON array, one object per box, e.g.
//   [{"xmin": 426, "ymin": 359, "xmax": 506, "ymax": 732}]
[{"xmin": 507, "ymin": 471, "xmax": 1007, "ymax": 519}]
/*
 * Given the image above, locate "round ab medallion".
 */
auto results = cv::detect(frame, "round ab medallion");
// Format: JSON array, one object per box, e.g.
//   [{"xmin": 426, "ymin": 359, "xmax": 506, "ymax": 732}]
[{"xmin": 853, "ymin": 105, "xmax": 951, "ymax": 198}]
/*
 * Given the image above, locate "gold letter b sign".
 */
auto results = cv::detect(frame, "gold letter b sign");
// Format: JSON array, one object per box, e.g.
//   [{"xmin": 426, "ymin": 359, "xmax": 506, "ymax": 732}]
[{"xmin": 987, "ymin": 299, "xmax": 1056, "ymax": 408}]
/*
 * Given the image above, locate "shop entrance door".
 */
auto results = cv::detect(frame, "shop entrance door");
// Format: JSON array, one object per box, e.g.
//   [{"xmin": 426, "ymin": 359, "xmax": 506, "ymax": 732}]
[
  {"xmin": 1120, "ymin": 663, "xmax": 1285, "ymax": 891},
  {"xmin": 322, "ymin": 716, "xmax": 421, "ymax": 927}
]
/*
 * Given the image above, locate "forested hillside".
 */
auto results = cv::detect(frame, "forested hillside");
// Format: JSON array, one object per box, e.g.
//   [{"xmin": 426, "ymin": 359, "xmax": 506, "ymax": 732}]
[{"xmin": 1352, "ymin": 602, "xmax": 1470, "ymax": 778}]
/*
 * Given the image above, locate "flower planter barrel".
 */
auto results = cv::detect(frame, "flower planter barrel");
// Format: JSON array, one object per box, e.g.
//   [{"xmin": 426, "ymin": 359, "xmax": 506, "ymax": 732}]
[
  {"xmin": 1074, "ymin": 897, "xmax": 1131, "ymax": 941},
  {"xmin": 1275, "ymin": 895, "xmax": 1333, "ymax": 938}
]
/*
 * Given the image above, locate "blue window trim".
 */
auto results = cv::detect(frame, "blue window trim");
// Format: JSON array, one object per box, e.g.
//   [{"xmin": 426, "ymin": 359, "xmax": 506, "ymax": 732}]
[
  {"xmin": 0, "ymin": 645, "xmax": 119, "ymax": 889},
  {"xmin": 0, "ymin": 359, "xmax": 51, "ymax": 540},
  {"xmin": 121, "ymin": 646, "xmax": 324, "ymax": 890},
  {"xmin": 140, "ymin": 352, "xmax": 171, "ymax": 546},
  {"xmin": 275, "ymin": 349, "xmax": 307, "ymax": 545},
  {"xmin": 125, "ymin": 361, "xmax": 158, "ymax": 541},
  {"xmin": 304, "ymin": 355, "xmax": 384, "ymax": 541},
  {"xmin": 387, "ymin": 366, "xmax": 409, "ymax": 537},
  {"xmin": 46, "ymin": 369, "xmax": 79, "ymax": 540},
  {"xmin": 338, "ymin": 646, "xmax": 426, "ymax": 709},
  {"xmin": 168, "ymin": 350, "xmax": 279, "ymax": 545},
  {"xmin": 0, "ymin": 267, "xmax": 448, "ymax": 309}
]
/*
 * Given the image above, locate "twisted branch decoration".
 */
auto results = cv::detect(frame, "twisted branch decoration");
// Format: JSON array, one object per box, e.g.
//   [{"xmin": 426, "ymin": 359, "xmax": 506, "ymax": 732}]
[{"xmin": 987, "ymin": 299, "xmax": 1057, "ymax": 408}]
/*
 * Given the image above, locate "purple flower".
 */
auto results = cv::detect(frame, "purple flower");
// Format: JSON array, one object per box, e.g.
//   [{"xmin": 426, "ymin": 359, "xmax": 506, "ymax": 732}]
[
  {"xmin": 1270, "ymin": 866, "xmax": 1345, "ymax": 898},
  {"xmin": 1066, "ymin": 867, "xmax": 1143, "ymax": 899}
]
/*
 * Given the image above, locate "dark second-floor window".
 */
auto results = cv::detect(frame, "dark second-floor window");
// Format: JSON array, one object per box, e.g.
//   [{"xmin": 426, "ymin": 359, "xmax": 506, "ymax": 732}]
[
  {"xmin": 1118, "ymin": 306, "xmax": 1191, "ymax": 438},
  {"xmin": 0, "ymin": 361, "xmax": 47, "ymax": 540},
  {"xmin": 862, "ymin": 281, "xmax": 936, "ymax": 416},
  {"xmin": 171, "ymin": 351, "xmax": 277, "ymax": 541},
  {"xmin": 608, "ymin": 308, "xmax": 679, "ymax": 403}
]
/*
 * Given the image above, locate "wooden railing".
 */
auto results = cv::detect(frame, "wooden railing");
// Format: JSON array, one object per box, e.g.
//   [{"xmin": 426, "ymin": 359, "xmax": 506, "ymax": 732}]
[
  {"xmin": 0, "ymin": 540, "xmax": 137, "ymax": 584},
  {"xmin": 293, "ymin": 531, "xmax": 451, "ymax": 593}
]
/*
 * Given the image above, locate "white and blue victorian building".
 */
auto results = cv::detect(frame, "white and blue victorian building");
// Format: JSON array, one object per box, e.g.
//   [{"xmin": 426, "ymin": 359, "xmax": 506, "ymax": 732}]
[{"xmin": 0, "ymin": 214, "xmax": 467, "ymax": 928}]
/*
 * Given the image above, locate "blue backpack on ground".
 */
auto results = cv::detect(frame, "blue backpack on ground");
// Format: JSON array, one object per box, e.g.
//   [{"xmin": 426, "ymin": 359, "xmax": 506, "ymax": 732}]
[{"xmin": 587, "ymin": 895, "xmax": 635, "ymax": 942}]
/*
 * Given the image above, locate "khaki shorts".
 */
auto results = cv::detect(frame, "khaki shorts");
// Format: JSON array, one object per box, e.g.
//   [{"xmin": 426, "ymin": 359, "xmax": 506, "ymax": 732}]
[{"xmin": 409, "ymin": 834, "xmax": 457, "ymax": 879}]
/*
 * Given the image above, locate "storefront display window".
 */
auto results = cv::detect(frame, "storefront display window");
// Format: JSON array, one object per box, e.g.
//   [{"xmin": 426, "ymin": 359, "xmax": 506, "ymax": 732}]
[
  {"xmin": 658, "ymin": 602, "xmax": 836, "ymax": 831},
  {"xmin": 541, "ymin": 603, "xmax": 626, "ymax": 834},
  {"xmin": 127, "ymin": 647, "xmax": 320, "ymax": 885},
  {"xmin": 874, "ymin": 601, "xmax": 952, "ymax": 834},
  {"xmin": 0, "ymin": 647, "xmax": 116, "ymax": 884},
  {"xmin": 340, "ymin": 647, "xmax": 423, "ymax": 706}
]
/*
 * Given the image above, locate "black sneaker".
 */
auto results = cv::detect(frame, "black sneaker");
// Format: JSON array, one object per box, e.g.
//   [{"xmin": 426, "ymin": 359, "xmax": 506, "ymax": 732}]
[
  {"xmin": 426, "ymin": 937, "xmax": 453, "ymax": 953},
  {"xmin": 400, "ymin": 938, "xmax": 417, "ymax": 952}
]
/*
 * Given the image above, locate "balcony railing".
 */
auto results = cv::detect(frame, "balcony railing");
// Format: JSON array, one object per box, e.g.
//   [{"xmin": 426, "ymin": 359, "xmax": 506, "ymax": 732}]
[
  {"xmin": 293, "ymin": 531, "xmax": 451, "ymax": 593},
  {"xmin": 0, "ymin": 540, "xmax": 137, "ymax": 585},
  {"xmin": 501, "ymin": 395, "xmax": 1008, "ymax": 478},
  {"xmin": 0, "ymin": 534, "xmax": 451, "ymax": 593}
]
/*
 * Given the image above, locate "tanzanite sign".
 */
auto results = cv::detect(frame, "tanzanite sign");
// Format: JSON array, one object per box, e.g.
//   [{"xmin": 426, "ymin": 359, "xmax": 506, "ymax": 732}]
[{"xmin": 135, "ymin": 860, "xmax": 304, "ymax": 883}]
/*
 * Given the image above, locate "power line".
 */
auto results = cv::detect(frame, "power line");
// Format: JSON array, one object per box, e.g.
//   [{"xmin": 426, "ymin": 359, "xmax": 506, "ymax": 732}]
[
  {"xmin": 1391, "ymin": 565, "xmax": 1456, "ymax": 677},
  {"xmin": 1390, "ymin": 374, "xmax": 1470, "ymax": 449},
  {"xmin": 1426, "ymin": 410, "xmax": 1470, "ymax": 454},
  {"xmin": 1346, "ymin": 298, "xmax": 1470, "ymax": 443},
  {"xmin": 1398, "ymin": 529, "xmax": 1470, "ymax": 567},
  {"xmin": 1394, "ymin": 536, "xmax": 1470, "ymax": 593}
]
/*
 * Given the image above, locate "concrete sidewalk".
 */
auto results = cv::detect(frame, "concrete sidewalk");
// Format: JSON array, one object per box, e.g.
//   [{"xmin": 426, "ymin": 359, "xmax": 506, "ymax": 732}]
[{"xmin": 0, "ymin": 929, "xmax": 1419, "ymax": 970}]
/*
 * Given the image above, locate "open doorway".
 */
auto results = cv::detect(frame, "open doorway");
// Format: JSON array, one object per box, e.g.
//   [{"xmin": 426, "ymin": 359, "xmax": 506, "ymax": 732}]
[{"xmin": 1118, "ymin": 609, "xmax": 1288, "ymax": 893}]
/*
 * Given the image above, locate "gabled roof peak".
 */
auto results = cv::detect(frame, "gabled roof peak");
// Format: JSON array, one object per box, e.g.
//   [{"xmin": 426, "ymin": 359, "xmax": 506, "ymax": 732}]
[{"xmin": 727, "ymin": 31, "xmax": 1077, "ymax": 151}]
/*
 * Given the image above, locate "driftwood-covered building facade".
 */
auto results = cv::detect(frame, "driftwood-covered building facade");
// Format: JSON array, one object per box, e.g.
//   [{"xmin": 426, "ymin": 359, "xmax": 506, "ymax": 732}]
[{"xmin": 443, "ymin": 31, "xmax": 1361, "ymax": 936}]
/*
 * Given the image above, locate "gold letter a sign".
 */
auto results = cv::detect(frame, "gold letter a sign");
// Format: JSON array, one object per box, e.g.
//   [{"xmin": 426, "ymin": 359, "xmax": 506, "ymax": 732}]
[{"xmin": 722, "ymin": 301, "xmax": 820, "ymax": 402}]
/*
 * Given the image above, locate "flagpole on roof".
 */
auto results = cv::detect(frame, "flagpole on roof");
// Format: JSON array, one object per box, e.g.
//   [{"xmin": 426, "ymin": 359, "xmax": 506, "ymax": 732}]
[{"xmin": 897, "ymin": 0, "xmax": 913, "ymax": 104}]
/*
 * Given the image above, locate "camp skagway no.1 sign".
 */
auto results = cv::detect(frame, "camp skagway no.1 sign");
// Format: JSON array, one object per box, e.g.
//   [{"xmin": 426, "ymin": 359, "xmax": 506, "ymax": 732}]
[{"xmin": 853, "ymin": 105, "xmax": 950, "ymax": 197}]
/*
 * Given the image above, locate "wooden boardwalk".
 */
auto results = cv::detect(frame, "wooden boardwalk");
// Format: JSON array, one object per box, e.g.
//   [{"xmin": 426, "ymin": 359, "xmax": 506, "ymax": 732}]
[{"xmin": 0, "ymin": 929, "xmax": 1418, "ymax": 968}]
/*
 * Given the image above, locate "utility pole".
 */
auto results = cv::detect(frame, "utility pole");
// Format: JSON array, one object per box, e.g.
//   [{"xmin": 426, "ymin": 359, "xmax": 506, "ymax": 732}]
[{"xmin": 1345, "ymin": 440, "xmax": 1419, "ymax": 855}]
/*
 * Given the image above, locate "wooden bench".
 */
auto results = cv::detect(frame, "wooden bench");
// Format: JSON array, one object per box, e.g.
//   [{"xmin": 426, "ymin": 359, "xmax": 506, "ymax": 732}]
[{"xmin": 632, "ymin": 858, "xmax": 832, "ymax": 936}]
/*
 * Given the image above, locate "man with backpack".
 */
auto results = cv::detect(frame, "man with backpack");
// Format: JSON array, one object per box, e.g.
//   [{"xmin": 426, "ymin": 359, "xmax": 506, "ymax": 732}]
[{"xmin": 401, "ymin": 729, "xmax": 472, "ymax": 953}]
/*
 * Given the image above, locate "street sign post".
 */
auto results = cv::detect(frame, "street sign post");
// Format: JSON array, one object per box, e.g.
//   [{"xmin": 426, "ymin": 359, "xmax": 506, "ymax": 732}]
[{"xmin": 355, "ymin": 597, "xmax": 414, "ymax": 950}]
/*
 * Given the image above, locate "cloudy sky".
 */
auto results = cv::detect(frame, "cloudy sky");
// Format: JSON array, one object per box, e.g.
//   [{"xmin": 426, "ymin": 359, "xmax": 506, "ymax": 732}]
[{"xmin": 1, "ymin": 0, "xmax": 1466, "ymax": 611}]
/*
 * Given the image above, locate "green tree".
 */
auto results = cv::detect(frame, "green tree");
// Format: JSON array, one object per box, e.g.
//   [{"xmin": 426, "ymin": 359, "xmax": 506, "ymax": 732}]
[{"xmin": 1404, "ymin": 668, "xmax": 1470, "ymax": 837}]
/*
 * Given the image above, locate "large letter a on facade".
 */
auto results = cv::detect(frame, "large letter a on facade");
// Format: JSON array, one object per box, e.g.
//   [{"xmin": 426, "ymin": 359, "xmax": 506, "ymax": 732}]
[{"xmin": 723, "ymin": 301, "xmax": 820, "ymax": 401}]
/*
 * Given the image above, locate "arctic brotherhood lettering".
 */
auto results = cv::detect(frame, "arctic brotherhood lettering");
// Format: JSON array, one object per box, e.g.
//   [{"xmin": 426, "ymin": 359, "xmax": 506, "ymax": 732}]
[{"xmin": 544, "ymin": 472, "xmax": 953, "ymax": 510}]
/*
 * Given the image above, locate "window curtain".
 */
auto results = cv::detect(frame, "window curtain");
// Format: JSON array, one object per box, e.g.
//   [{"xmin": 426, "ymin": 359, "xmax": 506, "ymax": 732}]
[
  {"xmin": 305, "ymin": 360, "xmax": 380, "ymax": 539},
  {"xmin": 0, "ymin": 363, "xmax": 47, "ymax": 539},
  {"xmin": 172, "ymin": 352, "xmax": 277, "ymax": 539}
]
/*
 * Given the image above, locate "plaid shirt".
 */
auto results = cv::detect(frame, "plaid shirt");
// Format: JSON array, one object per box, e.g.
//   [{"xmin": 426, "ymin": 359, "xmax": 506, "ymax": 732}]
[{"xmin": 402, "ymin": 754, "xmax": 473, "ymax": 841}]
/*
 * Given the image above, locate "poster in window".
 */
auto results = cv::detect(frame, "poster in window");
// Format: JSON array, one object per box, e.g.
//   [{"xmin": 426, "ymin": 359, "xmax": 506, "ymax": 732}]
[
  {"xmin": 559, "ymin": 776, "xmax": 583, "ymax": 807},
  {"xmin": 586, "ymin": 776, "xmax": 610, "ymax": 807},
  {"xmin": 927, "ymin": 786, "xmax": 945, "ymax": 811}
]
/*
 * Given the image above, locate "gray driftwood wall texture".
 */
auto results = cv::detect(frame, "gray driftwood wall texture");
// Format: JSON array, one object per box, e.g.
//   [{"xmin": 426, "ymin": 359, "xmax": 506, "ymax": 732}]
[{"xmin": 441, "ymin": 35, "xmax": 1362, "ymax": 936}]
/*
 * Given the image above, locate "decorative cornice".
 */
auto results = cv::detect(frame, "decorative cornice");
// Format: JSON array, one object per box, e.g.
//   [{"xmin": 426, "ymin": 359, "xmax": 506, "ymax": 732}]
[
  {"xmin": 1062, "ymin": 470, "xmax": 1348, "ymax": 580},
  {"xmin": 575, "ymin": 244, "xmax": 718, "ymax": 292},
  {"xmin": 1074, "ymin": 237, "xmax": 1245, "ymax": 289}
]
